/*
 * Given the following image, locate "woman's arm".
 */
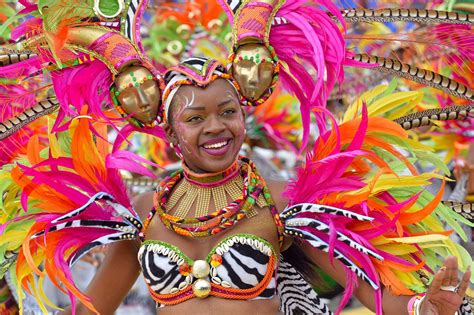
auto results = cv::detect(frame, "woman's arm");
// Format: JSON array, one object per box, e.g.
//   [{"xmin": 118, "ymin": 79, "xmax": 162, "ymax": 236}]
[
  {"xmin": 61, "ymin": 192, "xmax": 155, "ymax": 314},
  {"xmin": 297, "ymin": 240, "xmax": 410, "ymax": 314},
  {"xmin": 297, "ymin": 240, "xmax": 471, "ymax": 315},
  {"xmin": 271, "ymin": 178, "xmax": 413, "ymax": 312},
  {"xmin": 60, "ymin": 240, "xmax": 141, "ymax": 315}
]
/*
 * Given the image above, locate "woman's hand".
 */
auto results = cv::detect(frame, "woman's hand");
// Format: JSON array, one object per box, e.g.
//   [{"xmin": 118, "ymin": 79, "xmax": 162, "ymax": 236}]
[{"xmin": 421, "ymin": 256, "xmax": 471, "ymax": 315}]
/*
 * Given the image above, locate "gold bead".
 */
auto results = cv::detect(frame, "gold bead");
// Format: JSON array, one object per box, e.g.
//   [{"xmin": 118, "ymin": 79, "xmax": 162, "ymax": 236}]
[
  {"xmin": 193, "ymin": 279, "xmax": 211, "ymax": 298},
  {"xmin": 192, "ymin": 260, "xmax": 210, "ymax": 278}
]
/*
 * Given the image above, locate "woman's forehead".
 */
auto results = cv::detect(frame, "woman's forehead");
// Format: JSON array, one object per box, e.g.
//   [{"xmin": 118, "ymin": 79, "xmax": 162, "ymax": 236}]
[{"xmin": 175, "ymin": 79, "xmax": 239, "ymax": 106}]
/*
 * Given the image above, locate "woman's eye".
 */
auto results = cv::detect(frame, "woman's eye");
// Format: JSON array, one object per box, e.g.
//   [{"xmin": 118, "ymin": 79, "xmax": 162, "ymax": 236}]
[
  {"xmin": 187, "ymin": 116, "xmax": 202, "ymax": 122},
  {"xmin": 222, "ymin": 109, "xmax": 236, "ymax": 116}
]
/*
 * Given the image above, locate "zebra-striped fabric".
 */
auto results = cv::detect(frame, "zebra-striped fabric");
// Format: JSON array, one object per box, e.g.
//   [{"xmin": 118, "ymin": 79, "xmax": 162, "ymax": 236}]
[
  {"xmin": 221, "ymin": 0, "xmax": 243, "ymax": 16},
  {"xmin": 214, "ymin": 240, "xmax": 276, "ymax": 296},
  {"xmin": 164, "ymin": 57, "xmax": 226, "ymax": 84},
  {"xmin": 139, "ymin": 244, "xmax": 188, "ymax": 295},
  {"xmin": 277, "ymin": 258, "xmax": 332, "ymax": 315},
  {"xmin": 123, "ymin": 0, "xmax": 148, "ymax": 46}
]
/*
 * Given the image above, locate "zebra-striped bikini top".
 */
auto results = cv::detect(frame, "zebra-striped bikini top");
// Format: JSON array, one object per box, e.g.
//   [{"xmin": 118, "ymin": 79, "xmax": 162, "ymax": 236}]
[{"xmin": 138, "ymin": 233, "xmax": 278, "ymax": 306}]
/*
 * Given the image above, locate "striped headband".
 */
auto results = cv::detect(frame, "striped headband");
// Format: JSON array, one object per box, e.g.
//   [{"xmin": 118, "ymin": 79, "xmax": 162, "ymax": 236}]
[{"xmin": 161, "ymin": 57, "xmax": 239, "ymax": 122}]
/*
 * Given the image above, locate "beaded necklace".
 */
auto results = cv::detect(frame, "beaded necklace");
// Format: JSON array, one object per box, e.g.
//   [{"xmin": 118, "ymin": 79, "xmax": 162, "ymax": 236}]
[{"xmin": 143, "ymin": 157, "xmax": 284, "ymax": 246}]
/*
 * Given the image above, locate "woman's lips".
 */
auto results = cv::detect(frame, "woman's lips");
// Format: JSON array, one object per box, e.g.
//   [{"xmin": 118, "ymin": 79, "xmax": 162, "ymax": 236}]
[{"xmin": 200, "ymin": 138, "xmax": 232, "ymax": 156}]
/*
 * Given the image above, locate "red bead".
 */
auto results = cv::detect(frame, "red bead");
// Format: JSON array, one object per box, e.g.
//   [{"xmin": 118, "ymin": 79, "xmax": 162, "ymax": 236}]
[{"xmin": 179, "ymin": 263, "xmax": 191, "ymax": 275}]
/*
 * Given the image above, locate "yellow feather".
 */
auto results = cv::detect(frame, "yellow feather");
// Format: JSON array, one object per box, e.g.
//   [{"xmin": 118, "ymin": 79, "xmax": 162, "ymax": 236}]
[
  {"xmin": 48, "ymin": 133, "xmax": 63, "ymax": 158},
  {"xmin": 370, "ymin": 91, "xmax": 423, "ymax": 118},
  {"xmin": 387, "ymin": 234, "xmax": 449, "ymax": 243},
  {"xmin": 38, "ymin": 275, "xmax": 60, "ymax": 310},
  {"xmin": 345, "ymin": 173, "xmax": 444, "ymax": 196},
  {"xmin": 392, "ymin": 269, "xmax": 421, "ymax": 289},
  {"xmin": 375, "ymin": 243, "xmax": 419, "ymax": 255},
  {"xmin": 343, "ymin": 84, "xmax": 389, "ymax": 122},
  {"xmin": 0, "ymin": 228, "xmax": 33, "ymax": 250},
  {"xmin": 29, "ymin": 276, "xmax": 49, "ymax": 314}
]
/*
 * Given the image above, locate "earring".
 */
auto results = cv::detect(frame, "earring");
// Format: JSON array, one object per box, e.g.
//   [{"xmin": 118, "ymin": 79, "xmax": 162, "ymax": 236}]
[{"xmin": 170, "ymin": 142, "xmax": 183, "ymax": 159}]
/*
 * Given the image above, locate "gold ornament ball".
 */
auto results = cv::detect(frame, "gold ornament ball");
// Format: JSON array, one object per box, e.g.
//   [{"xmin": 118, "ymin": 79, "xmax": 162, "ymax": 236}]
[
  {"xmin": 192, "ymin": 260, "xmax": 210, "ymax": 278},
  {"xmin": 193, "ymin": 279, "xmax": 211, "ymax": 298}
]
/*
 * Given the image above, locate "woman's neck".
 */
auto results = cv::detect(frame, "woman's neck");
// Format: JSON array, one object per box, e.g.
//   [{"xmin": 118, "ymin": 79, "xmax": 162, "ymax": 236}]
[{"xmin": 182, "ymin": 158, "xmax": 240, "ymax": 187}]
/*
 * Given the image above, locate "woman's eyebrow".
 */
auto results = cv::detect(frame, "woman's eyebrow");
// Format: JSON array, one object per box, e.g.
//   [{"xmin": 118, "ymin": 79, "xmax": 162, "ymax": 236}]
[
  {"xmin": 183, "ymin": 106, "xmax": 205, "ymax": 111},
  {"xmin": 218, "ymin": 99, "xmax": 234, "ymax": 107},
  {"xmin": 183, "ymin": 99, "xmax": 234, "ymax": 111}
]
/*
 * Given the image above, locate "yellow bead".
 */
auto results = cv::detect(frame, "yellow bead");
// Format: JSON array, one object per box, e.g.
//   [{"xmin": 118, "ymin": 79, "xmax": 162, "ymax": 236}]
[
  {"xmin": 193, "ymin": 279, "xmax": 211, "ymax": 298},
  {"xmin": 192, "ymin": 260, "xmax": 210, "ymax": 278}
]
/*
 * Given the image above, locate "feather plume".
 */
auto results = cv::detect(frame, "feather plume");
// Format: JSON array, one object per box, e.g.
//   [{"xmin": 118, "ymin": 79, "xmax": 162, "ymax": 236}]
[
  {"xmin": 269, "ymin": 0, "xmax": 347, "ymax": 148},
  {"xmin": 2, "ymin": 117, "xmax": 156, "ymax": 313},
  {"xmin": 283, "ymin": 105, "xmax": 473, "ymax": 314}
]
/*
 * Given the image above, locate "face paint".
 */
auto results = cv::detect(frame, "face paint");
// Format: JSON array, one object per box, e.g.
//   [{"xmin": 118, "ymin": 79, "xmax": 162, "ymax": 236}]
[
  {"xmin": 185, "ymin": 91, "xmax": 196, "ymax": 108},
  {"xmin": 168, "ymin": 79, "xmax": 245, "ymax": 173}
]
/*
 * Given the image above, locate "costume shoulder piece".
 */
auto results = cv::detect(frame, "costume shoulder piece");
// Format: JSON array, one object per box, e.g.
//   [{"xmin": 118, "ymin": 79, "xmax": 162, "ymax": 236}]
[
  {"xmin": 280, "ymin": 105, "xmax": 474, "ymax": 314},
  {"xmin": 0, "ymin": 118, "xmax": 154, "ymax": 313}
]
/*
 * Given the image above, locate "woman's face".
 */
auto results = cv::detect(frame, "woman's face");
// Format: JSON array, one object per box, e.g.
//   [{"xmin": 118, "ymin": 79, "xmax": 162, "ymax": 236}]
[{"xmin": 165, "ymin": 79, "xmax": 245, "ymax": 173}]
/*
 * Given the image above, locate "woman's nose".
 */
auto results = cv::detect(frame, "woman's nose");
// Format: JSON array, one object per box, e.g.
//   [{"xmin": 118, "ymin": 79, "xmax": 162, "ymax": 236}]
[{"xmin": 204, "ymin": 115, "xmax": 226, "ymax": 134}]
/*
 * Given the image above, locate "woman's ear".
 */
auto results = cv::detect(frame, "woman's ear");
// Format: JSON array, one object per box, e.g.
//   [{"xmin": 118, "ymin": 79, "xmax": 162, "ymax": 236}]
[
  {"xmin": 164, "ymin": 123, "xmax": 177, "ymax": 145},
  {"xmin": 240, "ymin": 107, "xmax": 247, "ymax": 119}
]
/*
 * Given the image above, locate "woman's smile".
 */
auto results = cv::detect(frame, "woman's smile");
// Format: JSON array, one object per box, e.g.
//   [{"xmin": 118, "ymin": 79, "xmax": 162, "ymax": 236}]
[{"xmin": 200, "ymin": 138, "xmax": 233, "ymax": 156}]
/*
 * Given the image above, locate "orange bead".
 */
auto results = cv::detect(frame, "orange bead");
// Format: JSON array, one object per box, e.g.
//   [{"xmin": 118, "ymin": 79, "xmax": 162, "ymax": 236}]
[
  {"xmin": 179, "ymin": 263, "xmax": 191, "ymax": 276},
  {"xmin": 210, "ymin": 254, "xmax": 222, "ymax": 267}
]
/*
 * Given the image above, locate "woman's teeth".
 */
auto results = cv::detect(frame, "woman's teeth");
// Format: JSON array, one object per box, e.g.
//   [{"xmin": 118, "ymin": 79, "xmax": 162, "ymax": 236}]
[{"xmin": 203, "ymin": 140, "xmax": 228, "ymax": 149}]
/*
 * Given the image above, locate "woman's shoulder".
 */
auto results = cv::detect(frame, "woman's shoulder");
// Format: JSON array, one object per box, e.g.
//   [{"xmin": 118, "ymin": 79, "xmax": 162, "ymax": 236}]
[
  {"xmin": 266, "ymin": 179, "xmax": 289, "ymax": 213},
  {"xmin": 132, "ymin": 190, "xmax": 155, "ymax": 222}
]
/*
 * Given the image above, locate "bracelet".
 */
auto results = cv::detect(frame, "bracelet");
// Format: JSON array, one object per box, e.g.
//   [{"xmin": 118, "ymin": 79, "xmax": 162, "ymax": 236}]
[
  {"xmin": 407, "ymin": 296, "xmax": 417, "ymax": 314},
  {"xmin": 408, "ymin": 294, "xmax": 425, "ymax": 315},
  {"xmin": 414, "ymin": 295, "xmax": 425, "ymax": 315}
]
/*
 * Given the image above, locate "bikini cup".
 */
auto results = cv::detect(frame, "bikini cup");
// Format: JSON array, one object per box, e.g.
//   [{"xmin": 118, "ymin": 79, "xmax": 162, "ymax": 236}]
[{"xmin": 138, "ymin": 233, "xmax": 277, "ymax": 305}]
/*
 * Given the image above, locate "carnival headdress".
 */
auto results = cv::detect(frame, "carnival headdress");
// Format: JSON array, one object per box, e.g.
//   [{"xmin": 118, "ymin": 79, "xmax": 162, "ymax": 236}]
[
  {"xmin": 0, "ymin": 0, "xmax": 164, "ymax": 139},
  {"xmin": 162, "ymin": 57, "xmax": 238, "ymax": 122}
]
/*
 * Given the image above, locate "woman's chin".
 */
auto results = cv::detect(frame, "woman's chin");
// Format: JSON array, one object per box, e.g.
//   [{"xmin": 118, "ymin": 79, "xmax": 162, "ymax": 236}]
[
  {"xmin": 199, "ymin": 157, "xmax": 237, "ymax": 173},
  {"xmin": 190, "ymin": 154, "xmax": 238, "ymax": 174}
]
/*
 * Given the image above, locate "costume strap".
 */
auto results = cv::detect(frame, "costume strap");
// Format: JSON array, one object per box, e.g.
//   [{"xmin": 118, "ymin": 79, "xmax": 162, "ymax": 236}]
[
  {"xmin": 243, "ymin": 157, "xmax": 284, "ymax": 248},
  {"xmin": 139, "ymin": 206, "xmax": 158, "ymax": 241}
]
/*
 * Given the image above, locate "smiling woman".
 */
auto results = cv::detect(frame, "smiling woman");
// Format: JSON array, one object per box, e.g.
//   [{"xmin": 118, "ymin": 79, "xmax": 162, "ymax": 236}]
[
  {"xmin": 165, "ymin": 79, "xmax": 245, "ymax": 173},
  {"xmin": 2, "ymin": 52, "xmax": 472, "ymax": 314},
  {"xmin": 45, "ymin": 57, "xmax": 470, "ymax": 315}
]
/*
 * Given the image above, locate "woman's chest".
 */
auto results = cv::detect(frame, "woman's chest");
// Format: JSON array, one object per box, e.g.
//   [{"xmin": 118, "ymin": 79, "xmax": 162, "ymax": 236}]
[
  {"xmin": 143, "ymin": 205, "xmax": 281, "ymax": 260},
  {"xmin": 139, "ymin": 206, "xmax": 280, "ymax": 298}
]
